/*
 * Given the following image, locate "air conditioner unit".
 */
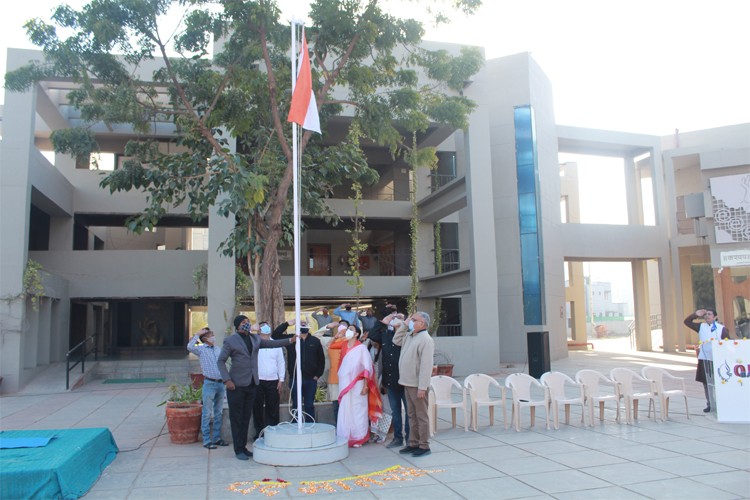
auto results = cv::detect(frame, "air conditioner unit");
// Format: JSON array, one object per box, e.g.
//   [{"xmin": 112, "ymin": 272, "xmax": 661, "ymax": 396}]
[{"xmin": 684, "ymin": 192, "xmax": 706, "ymax": 218}]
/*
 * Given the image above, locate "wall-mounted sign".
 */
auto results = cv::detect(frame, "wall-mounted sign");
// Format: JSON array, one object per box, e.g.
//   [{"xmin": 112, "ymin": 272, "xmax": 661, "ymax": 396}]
[
  {"xmin": 710, "ymin": 173, "xmax": 750, "ymax": 243},
  {"xmin": 720, "ymin": 249, "xmax": 750, "ymax": 267}
]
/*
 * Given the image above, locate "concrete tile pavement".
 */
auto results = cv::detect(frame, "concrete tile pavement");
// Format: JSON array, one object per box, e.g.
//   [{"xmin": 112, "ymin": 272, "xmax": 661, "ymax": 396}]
[{"xmin": 1, "ymin": 342, "xmax": 748, "ymax": 499}]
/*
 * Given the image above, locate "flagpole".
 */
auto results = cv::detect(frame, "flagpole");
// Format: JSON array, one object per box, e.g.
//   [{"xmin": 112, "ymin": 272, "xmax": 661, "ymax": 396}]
[{"xmin": 290, "ymin": 19, "xmax": 304, "ymax": 431}]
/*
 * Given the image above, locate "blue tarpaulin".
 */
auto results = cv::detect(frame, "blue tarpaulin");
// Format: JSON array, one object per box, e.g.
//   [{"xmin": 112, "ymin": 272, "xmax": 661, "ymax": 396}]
[{"xmin": 0, "ymin": 428, "xmax": 118, "ymax": 499}]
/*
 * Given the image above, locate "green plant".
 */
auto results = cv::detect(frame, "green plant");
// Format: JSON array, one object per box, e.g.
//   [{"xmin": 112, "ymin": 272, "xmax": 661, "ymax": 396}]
[
  {"xmin": 315, "ymin": 384, "xmax": 328, "ymax": 403},
  {"xmin": 192, "ymin": 263, "xmax": 208, "ymax": 302},
  {"xmin": 23, "ymin": 259, "xmax": 45, "ymax": 311},
  {"xmin": 405, "ymin": 133, "xmax": 440, "ymax": 313},
  {"xmin": 158, "ymin": 383, "xmax": 202, "ymax": 406},
  {"xmin": 345, "ymin": 176, "xmax": 367, "ymax": 308}
]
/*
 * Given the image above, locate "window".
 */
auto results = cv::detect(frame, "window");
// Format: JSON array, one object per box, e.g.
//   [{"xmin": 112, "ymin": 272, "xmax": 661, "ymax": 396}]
[{"xmin": 189, "ymin": 228, "xmax": 209, "ymax": 250}]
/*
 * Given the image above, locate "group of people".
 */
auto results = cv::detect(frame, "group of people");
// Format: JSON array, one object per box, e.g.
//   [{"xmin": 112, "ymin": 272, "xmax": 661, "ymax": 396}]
[{"xmin": 187, "ymin": 304, "xmax": 436, "ymax": 460}]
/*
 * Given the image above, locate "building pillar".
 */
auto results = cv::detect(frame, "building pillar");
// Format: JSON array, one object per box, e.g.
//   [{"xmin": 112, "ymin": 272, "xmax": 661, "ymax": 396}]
[
  {"xmin": 207, "ymin": 198, "xmax": 236, "ymax": 345},
  {"xmin": 0, "ymin": 65, "xmax": 38, "ymax": 392},
  {"xmin": 566, "ymin": 261, "xmax": 587, "ymax": 342},
  {"xmin": 632, "ymin": 260, "xmax": 652, "ymax": 351}
]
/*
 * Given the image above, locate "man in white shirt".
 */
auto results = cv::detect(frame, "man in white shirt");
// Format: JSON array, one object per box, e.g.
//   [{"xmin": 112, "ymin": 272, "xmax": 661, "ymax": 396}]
[{"xmin": 252, "ymin": 322, "xmax": 286, "ymax": 440}]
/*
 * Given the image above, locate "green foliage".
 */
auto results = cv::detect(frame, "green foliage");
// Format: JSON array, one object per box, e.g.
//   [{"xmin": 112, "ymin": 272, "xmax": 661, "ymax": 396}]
[
  {"xmin": 315, "ymin": 384, "xmax": 327, "ymax": 403},
  {"xmin": 691, "ymin": 264, "xmax": 715, "ymax": 310},
  {"xmin": 23, "ymin": 259, "xmax": 45, "ymax": 311},
  {"xmin": 159, "ymin": 382, "xmax": 202, "ymax": 406},
  {"xmin": 6, "ymin": 0, "xmax": 484, "ymax": 321},
  {"xmin": 235, "ymin": 264, "xmax": 253, "ymax": 304},
  {"xmin": 192, "ymin": 262, "xmax": 253, "ymax": 305},
  {"xmin": 192, "ymin": 263, "xmax": 208, "ymax": 302},
  {"xmin": 344, "ymin": 125, "xmax": 368, "ymax": 305}
]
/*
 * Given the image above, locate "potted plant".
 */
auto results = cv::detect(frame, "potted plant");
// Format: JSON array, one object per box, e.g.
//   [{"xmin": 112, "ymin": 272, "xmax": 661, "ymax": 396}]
[
  {"xmin": 433, "ymin": 350, "xmax": 454, "ymax": 377},
  {"xmin": 160, "ymin": 383, "xmax": 203, "ymax": 444}
]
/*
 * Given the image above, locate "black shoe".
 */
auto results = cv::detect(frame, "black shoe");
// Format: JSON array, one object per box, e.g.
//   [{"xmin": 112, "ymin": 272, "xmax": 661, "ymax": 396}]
[
  {"xmin": 399, "ymin": 445, "xmax": 418, "ymax": 454},
  {"xmin": 203, "ymin": 443, "xmax": 217, "ymax": 449},
  {"xmin": 235, "ymin": 452, "xmax": 249, "ymax": 460},
  {"xmin": 703, "ymin": 406, "xmax": 711, "ymax": 413},
  {"xmin": 386, "ymin": 438, "xmax": 403, "ymax": 449},
  {"xmin": 243, "ymin": 448, "xmax": 253, "ymax": 457},
  {"xmin": 213, "ymin": 440, "xmax": 229, "ymax": 447},
  {"xmin": 411, "ymin": 448, "xmax": 431, "ymax": 457}
]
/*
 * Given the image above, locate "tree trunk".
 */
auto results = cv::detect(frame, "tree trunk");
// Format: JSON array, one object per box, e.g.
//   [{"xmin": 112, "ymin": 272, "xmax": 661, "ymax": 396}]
[{"xmin": 257, "ymin": 228, "xmax": 286, "ymax": 326}]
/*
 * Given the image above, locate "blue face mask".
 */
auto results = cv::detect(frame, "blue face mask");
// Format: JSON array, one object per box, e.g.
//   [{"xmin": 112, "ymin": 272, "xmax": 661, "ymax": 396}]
[
  {"xmin": 260, "ymin": 324, "xmax": 272, "ymax": 335},
  {"xmin": 408, "ymin": 320, "xmax": 415, "ymax": 332},
  {"xmin": 239, "ymin": 322, "xmax": 251, "ymax": 333}
]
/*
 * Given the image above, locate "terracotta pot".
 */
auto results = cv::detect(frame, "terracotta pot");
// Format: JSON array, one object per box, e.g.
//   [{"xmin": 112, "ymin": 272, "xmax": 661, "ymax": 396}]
[
  {"xmin": 435, "ymin": 364, "xmax": 454, "ymax": 377},
  {"xmin": 165, "ymin": 402, "xmax": 202, "ymax": 444},
  {"xmin": 189, "ymin": 372, "xmax": 204, "ymax": 390}
]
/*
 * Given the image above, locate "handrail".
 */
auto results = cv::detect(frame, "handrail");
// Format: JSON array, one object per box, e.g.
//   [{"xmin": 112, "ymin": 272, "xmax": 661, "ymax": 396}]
[{"xmin": 66, "ymin": 334, "xmax": 98, "ymax": 390}]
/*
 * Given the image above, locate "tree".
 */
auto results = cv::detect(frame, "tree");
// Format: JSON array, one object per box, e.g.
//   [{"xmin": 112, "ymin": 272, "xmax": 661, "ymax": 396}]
[{"xmin": 6, "ymin": 0, "xmax": 484, "ymax": 325}]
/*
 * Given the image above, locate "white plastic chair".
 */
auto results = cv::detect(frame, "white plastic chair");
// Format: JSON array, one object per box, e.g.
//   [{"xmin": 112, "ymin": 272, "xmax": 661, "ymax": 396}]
[
  {"xmin": 641, "ymin": 366, "xmax": 689, "ymax": 421},
  {"xmin": 429, "ymin": 375, "xmax": 468, "ymax": 433},
  {"xmin": 427, "ymin": 389, "xmax": 436, "ymax": 436},
  {"xmin": 464, "ymin": 374, "xmax": 506, "ymax": 431},
  {"xmin": 575, "ymin": 369, "xmax": 620, "ymax": 425},
  {"xmin": 504, "ymin": 373, "xmax": 550, "ymax": 431},
  {"xmin": 610, "ymin": 368, "xmax": 657, "ymax": 424},
  {"xmin": 540, "ymin": 371, "xmax": 586, "ymax": 429}
]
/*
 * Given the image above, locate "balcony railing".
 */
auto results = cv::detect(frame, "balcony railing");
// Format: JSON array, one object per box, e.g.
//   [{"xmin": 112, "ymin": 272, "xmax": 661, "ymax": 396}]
[
  {"xmin": 301, "ymin": 251, "xmax": 412, "ymax": 276},
  {"xmin": 436, "ymin": 324, "xmax": 462, "ymax": 337},
  {"xmin": 430, "ymin": 173, "xmax": 457, "ymax": 192},
  {"xmin": 435, "ymin": 249, "xmax": 460, "ymax": 273}
]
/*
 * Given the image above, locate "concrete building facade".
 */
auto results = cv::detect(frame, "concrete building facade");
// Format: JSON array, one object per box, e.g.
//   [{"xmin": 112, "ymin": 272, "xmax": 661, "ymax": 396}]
[{"xmin": 1, "ymin": 45, "xmax": 748, "ymax": 393}]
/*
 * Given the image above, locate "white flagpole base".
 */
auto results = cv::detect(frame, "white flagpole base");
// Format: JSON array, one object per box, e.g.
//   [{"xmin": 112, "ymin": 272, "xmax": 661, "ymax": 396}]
[{"xmin": 252, "ymin": 423, "xmax": 348, "ymax": 466}]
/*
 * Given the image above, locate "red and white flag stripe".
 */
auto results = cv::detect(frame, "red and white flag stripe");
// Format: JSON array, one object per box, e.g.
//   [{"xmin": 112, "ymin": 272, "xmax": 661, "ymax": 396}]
[{"xmin": 287, "ymin": 30, "xmax": 320, "ymax": 134}]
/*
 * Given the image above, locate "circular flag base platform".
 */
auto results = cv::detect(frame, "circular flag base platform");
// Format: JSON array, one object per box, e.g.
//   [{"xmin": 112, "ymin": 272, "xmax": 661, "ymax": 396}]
[{"xmin": 252, "ymin": 422, "xmax": 349, "ymax": 466}]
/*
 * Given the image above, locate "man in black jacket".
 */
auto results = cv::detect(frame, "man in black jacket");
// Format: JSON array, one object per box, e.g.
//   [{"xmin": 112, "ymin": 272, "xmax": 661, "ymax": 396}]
[
  {"xmin": 369, "ymin": 305, "xmax": 409, "ymax": 448},
  {"xmin": 272, "ymin": 319, "xmax": 325, "ymax": 422}
]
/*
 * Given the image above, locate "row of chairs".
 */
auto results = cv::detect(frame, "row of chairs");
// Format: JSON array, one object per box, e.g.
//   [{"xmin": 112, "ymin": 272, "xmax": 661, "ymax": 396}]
[{"xmin": 428, "ymin": 366, "xmax": 689, "ymax": 433}]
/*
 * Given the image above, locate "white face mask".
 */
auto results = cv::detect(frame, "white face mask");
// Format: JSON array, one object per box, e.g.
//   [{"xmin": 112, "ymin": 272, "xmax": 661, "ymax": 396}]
[
  {"xmin": 408, "ymin": 320, "xmax": 415, "ymax": 331},
  {"xmin": 345, "ymin": 329, "xmax": 355, "ymax": 340}
]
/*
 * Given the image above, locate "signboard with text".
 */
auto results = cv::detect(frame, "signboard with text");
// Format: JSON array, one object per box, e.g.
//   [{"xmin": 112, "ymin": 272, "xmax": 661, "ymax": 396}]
[{"xmin": 712, "ymin": 339, "xmax": 750, "ymax": 423}]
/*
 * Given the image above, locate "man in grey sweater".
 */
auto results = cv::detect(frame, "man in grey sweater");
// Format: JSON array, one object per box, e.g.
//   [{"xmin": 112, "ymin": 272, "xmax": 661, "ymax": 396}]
[{"xmin": 393, "ymin": 311, "xmax": 434, "ymax": 457}]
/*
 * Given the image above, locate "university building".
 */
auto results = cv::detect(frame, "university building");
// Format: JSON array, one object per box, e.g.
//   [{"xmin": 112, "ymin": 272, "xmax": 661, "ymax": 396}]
[{"xmin": 1, "ymin": 45, "xmax": 748, "ymax": 393}]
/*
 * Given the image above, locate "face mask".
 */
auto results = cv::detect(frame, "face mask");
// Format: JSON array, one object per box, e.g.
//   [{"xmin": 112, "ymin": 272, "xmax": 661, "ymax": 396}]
[
  {"xmin": 300, "ymin": 327, "xmax": 309, "ymax": 334},
  {"xmin": 389, "ymin": 320, "xmax": 398, "ymax": 326},
  {"xmin": 408, "ymin": 320, "xmax": 415, "ymax": 332},
  {"xmin": 345, "ymin": 306, "xmax": 352, "ymax": 311},
  {"xmin": 239, "ymin": 322, "xmax": 251, "ymax": 333},
  {"xmin": 345, "ymin": 329, "xmax": 355, "ymax": 340},
  {"xmin": 260, "ymin": 324, "xmax": 271, "ymax": 335},
  {"xmin": 205, "ymin": 335, "xmax": 215, "ymax": 344}
]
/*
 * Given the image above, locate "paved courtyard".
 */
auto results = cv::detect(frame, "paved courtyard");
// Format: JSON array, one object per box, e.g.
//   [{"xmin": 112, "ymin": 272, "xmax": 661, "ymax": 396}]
[{"xmin": 1, "ymin": 340, "xmax": 748, "ymax": 499}]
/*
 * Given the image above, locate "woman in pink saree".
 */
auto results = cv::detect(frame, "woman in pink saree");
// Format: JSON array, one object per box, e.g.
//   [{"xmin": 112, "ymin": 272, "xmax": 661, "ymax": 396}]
[{"xmin": 335, "ymin": 326, "xmax": 382, "ymax": 447}]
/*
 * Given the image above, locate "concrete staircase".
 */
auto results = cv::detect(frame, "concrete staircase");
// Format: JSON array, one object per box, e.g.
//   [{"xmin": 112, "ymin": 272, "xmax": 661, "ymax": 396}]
[{"xmin": 93, "ymin": 359, "xmax": 200, "ymax": 384}]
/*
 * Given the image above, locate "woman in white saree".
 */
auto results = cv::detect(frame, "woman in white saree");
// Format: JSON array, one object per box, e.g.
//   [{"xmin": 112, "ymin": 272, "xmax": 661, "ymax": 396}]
[{"xmin": 336, "ymin": 326, "xmax": 382, "ymax": 447}]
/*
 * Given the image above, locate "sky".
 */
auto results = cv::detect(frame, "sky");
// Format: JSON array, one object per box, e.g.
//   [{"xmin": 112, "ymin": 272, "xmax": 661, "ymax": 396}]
[{"xmin": 2, "ymin": 0, "xmax": 748, "ymax": 135}]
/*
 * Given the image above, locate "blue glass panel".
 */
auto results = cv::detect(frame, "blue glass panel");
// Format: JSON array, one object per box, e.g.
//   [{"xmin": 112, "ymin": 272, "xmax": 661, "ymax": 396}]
[
  {"xmin": 523, "ymin": 294, "xmax": 543, "ymax": 325},
  {"xmin": 518, "ymin": 193, "xmax": 537, "ymax": 216},
  {"xmin": 514, "ymin": 105, "xmax": 545, "ymax": 326}
]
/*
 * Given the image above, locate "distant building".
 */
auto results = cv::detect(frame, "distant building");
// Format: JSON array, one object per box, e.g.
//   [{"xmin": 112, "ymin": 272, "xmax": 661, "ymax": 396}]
[{"xmin": 1, "ymin": 44, "xmax": 748, "ymax": 392}]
